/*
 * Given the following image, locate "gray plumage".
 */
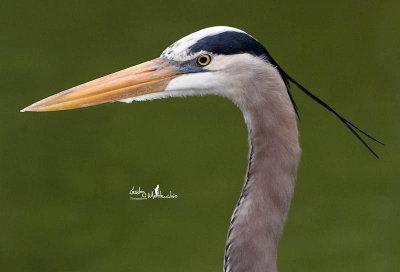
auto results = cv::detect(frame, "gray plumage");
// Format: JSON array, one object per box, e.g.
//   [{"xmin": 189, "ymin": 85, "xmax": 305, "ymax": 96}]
[{"xmin": 220, "ymin": 55, "xmax": 300, "ymax": 272}]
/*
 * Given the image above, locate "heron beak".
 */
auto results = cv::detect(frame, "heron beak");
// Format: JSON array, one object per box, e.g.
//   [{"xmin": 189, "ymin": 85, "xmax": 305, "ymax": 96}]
[{"xmin": 21, "ymin": 59, "xmax": 181, "ymax": 112}]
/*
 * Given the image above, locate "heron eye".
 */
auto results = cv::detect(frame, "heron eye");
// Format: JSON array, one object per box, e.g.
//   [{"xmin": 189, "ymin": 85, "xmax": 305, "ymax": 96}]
[{"xmin": 196, "ymin": 54, "xmax": 211, "ymax": 66}]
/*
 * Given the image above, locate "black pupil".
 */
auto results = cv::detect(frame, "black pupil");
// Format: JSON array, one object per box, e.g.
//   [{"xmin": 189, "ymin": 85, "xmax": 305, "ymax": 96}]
[{"xmin": 199, "ymin": 56, "xmax": 208, "ymax": 64}]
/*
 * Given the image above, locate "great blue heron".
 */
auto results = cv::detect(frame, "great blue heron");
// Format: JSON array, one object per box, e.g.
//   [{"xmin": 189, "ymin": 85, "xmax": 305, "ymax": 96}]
[{"xmin": 21, "ymin": 26, "xmax": 381, "ymax": 272}]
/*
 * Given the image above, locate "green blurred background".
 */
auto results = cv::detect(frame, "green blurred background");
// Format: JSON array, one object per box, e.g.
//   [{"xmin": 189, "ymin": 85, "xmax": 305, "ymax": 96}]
[{"xmin": 1, "ymin": 0, "xmax": 399, "ymax": 271}]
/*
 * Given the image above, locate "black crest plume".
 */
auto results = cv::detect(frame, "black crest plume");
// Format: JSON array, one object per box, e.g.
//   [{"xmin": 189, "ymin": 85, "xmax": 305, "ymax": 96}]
[
  {"xmin": 273, "ymin": 58, "xmax": 383, "ymax": 158},
  {"xmin": 255, "ymin": 36, "xmax": 383, "ymax": 158}
]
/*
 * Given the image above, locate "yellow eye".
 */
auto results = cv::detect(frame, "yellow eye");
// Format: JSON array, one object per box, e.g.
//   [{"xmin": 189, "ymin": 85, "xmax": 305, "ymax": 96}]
[{"xmin": 196, "ymin": 54, "xmax": 211, "ymax": 66}]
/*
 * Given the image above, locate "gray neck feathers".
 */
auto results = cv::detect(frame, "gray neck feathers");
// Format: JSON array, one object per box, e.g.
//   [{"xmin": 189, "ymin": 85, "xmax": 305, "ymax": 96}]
[{"xmin": 224, "ymin": 62, "xmax": 301, "ymax": 272}]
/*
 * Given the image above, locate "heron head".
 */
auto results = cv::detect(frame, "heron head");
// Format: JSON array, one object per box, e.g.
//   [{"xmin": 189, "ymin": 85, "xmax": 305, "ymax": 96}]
[
  {"xmin": 21, "ymin": 26, "xmax": 382, "ymax": 157},
  {"xmin": 21, "ymin": 26, "xmax": 281, "ymax": 112}
]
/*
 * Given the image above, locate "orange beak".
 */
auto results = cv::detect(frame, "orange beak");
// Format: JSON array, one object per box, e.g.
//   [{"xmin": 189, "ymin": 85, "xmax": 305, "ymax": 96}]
[{"xmin": 21, "ymin": 59, "xmax": 181, "ymax": 112}]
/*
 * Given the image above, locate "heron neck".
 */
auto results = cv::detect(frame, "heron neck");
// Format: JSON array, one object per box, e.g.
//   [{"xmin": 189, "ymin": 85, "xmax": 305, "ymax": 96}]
[{"xmin": 224, "ymin": 65, "xmax": 301, "ymax": 272}]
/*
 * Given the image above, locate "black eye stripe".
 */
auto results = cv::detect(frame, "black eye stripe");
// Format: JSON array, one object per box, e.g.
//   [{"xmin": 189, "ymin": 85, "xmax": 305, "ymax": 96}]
[{"xmin": 188, "ymin": 31, "xmax": 267, "ymax": 57}]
